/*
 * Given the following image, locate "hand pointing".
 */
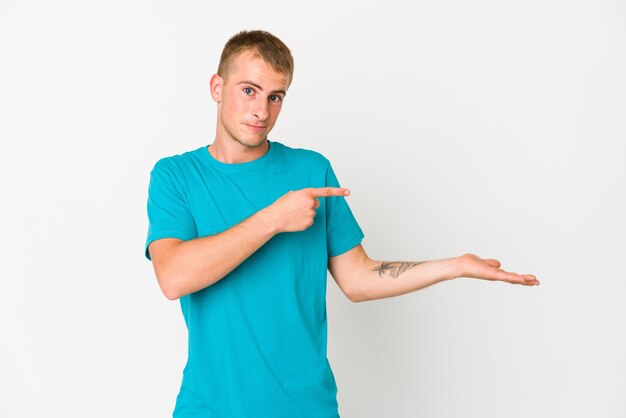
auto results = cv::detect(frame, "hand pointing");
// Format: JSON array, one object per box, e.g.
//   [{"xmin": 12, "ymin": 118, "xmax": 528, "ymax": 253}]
[{"xmin": 265, "ymin": 187, "xmax": 350, "ymax": 233}]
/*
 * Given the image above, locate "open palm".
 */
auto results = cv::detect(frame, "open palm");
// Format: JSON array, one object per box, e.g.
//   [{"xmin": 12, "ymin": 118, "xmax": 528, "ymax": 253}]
[{"xmin": 456, "ymin": 253, "xmax": 540, "ymax": 286}]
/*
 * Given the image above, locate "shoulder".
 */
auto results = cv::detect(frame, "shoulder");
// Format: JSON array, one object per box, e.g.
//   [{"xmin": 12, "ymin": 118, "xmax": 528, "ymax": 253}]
[
  {"xmin": 272, "ymin": 140, "xmax": 331, "ymax": 168},
  {"xmin": 150, "ymin": 146, "xmax": 204, "ymax": 175}
]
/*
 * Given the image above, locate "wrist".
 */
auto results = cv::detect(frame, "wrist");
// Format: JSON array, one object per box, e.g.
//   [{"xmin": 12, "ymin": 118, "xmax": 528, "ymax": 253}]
[
  {"xmin": 448, "ymin": 256, "xmax": 464, "ymax": 281},
  {"xmin": 256, "ymin": 206, "xmax": 281, "ymax": 236}
]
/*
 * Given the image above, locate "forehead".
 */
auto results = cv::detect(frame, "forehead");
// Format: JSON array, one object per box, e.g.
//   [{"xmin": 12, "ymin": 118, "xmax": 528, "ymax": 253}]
[{"xmin": 226, "ymin": 50, "xmax": 289, "ymax": 90}]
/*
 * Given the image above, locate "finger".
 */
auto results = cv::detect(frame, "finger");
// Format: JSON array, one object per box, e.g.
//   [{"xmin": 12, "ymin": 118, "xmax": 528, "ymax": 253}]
[
  {"xmin": 522, "ymin": 274, "xmax": 540, "ymax": 285},
  {"xmin": 477, "ymin": 268, "xmax": 525, "ymax": 286},
  {"xmin": 309, "ymin": 187, "xmax": 350, "ymax": 198},
  {"xmin": 511, "ymin": 273, "xmax": 540, "ymax": 286},
  {"xmin": 484, "ymin": 259, "xmax": 501, "ymax": 268},
  {"xmin": 492, "ymin": 268, "xmax": 540, "ymax": 286},
  {"xmin": 496, "ymin": 269, "xmax": 525, "ymax": 284}
]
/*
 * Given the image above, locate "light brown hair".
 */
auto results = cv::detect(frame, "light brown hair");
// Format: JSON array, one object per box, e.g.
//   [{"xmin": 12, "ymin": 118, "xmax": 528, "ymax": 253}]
[{"xmin": 217, "ymin": 30, "xmax": 294, "ymax": 86}]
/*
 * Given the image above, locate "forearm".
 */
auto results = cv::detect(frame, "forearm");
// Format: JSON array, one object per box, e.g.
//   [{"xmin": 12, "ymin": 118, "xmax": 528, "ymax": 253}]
[
  {"xmin": 351, "ymin": 256, "xmax": 460, "ymax": 302},
  {"xmin": 162, "ymin": 207, "xmax": 278, "ymax": 299},
  {"xmin": 157, "ymin": 186, "xmax": 350, "ymax": 300}
]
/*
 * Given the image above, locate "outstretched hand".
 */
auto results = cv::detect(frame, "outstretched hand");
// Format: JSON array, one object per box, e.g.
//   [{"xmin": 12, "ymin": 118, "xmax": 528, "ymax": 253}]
[{"xmin": 455, "ymin": 253, "xmax": 540, "ymax": 286}]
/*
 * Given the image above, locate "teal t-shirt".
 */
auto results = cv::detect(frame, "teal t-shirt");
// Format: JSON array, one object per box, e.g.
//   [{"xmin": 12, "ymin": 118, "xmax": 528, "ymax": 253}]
[{"xmin": 144, "ymin": 140, "xmax": 364, "ymax": 418}]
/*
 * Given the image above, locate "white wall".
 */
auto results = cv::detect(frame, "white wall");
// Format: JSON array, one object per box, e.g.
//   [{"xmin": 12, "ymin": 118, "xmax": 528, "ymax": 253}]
[{"xmin": 1, "ymin": 0, "xmax": 624, "ymax": 417}]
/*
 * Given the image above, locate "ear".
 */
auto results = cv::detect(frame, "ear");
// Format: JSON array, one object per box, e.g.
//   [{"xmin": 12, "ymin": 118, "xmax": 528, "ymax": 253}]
[{"xmin": 210, "ymin": 73, "xmax": 223, "ymax": 103}]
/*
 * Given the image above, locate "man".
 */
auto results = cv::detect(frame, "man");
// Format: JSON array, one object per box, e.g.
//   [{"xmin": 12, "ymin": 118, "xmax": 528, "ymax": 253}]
[{"xmin": 145, "ymin": 30, "xmax": 539, "ymax": 418}]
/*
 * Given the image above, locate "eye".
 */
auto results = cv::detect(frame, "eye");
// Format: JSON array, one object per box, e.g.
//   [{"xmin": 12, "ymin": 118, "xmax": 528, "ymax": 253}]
[
  {"xmin": 269, "ymin": 95, "xmax": 282, "ymax": 103},
  {"xmin": 243, "ymin": 87, "xmax": 254, "ymax": 95}
]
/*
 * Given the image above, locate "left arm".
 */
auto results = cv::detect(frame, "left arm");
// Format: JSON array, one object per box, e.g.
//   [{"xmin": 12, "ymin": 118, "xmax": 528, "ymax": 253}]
[{"xmin": 328, "ymin": 244, "xmax": 540, "ymax": 303}]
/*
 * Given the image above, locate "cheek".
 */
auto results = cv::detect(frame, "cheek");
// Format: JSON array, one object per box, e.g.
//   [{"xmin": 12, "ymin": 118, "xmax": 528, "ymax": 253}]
[
  {"xmin": 270, "ymin": 104, "xmax": 283, "ymax": 120},
  {"xmin": 232, "ymin": 96, "xmax": 251, "ymax": 116},
  {"xmin": 223, "ymin": 91, "xmax": 241, "ymax": 110}
]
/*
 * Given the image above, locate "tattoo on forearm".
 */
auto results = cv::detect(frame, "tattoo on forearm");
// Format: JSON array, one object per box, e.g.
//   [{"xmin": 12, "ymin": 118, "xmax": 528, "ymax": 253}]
[{"xmin": 372, "ymin": 261, "xmax": 424, "ymax": 279}]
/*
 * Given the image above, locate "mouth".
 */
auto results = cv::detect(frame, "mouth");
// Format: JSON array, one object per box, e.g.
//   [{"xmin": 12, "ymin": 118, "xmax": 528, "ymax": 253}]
[{"xmin": 244, "ymin": 123, "xmax": 267, "ymax": 132}]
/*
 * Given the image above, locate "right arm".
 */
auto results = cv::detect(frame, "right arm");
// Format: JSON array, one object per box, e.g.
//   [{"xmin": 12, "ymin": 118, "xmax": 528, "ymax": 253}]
[{"xmin": 148, "ymin": 187, "xmax": 350, "ymax": 300}]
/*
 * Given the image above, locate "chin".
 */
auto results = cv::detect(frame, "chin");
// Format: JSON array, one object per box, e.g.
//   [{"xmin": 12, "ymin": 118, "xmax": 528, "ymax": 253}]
[
  {"xmin": 255, "ymin": 138, "xmax": 269, "ymax": 147},
  {"xmin": 240, "ymin": 136, "xmax": 267, "ymax": 148},
  {"xmin": 250, "ymin": 134, "xmax": 269, "ymax": 144}
]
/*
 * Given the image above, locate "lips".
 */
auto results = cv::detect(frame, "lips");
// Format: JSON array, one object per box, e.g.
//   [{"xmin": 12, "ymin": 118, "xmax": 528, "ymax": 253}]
[{"xmin": 244, "ymin": 123, "xmax": 267, "ymax": 131}]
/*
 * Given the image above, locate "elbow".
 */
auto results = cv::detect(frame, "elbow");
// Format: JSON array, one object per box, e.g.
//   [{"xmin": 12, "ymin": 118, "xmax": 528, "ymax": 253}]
[
  {"xmin": 349, "ymin": 293, "xmax": 369, "ymax": 303},
  {"xmin": 149, "ymin": 240, "xmax": 188, "ymax": 301},
  {"xmin": 347, "ymin": 285, "xmax": 371, "ymax": 303},
  {"xmin": 349, "ymin": 294, "xmax": 365, "ymax": 303},
  {"xmin": 162, "ymin": 284, "xmax": 181, "ymax": 301},
  {"xmin": 348, "ymin": 273, "xmax": 374, "ymax": 303},
  {"xmin": 156, "ymin": 271, "xmax": 183, "ymax": 301},
  {"xmin": 346, "ymin": 262, "xmax": 375, "ymax": 303}
]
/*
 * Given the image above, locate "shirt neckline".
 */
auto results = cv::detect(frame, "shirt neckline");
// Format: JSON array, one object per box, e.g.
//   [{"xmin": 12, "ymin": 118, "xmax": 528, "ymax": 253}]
[{"xmin": 200, "ymin": 139, "xmax": 278, "ymax": 173}]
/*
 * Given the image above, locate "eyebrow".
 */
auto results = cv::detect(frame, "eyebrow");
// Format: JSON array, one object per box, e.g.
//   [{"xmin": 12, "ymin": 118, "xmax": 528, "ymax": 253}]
[{"xmin": 237, "ymin": 80, "xmax": 287, "ymax": 96}]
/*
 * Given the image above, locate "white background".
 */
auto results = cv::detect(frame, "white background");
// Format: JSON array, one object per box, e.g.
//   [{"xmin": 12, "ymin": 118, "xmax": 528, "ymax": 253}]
[{"xmin": 1, "ymin": 0, "xmax": 625, "ymax": 417}]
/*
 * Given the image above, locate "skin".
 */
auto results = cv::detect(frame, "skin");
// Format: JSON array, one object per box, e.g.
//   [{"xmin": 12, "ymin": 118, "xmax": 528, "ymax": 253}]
[
  {"xmin": 148, "ymin": 48, "xmax": 539, "ymax": 301},
  {"xmin": 208, "ymin": 49, "xmax": 289, "ymax": 164}
]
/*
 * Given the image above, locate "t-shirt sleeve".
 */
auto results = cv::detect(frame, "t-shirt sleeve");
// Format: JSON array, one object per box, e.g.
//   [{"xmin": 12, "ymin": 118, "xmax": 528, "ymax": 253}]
[
  {"xmin": 144, "ymin": 159, "xmax": 198, "ymax": 261},
  {"xmin": 325, "ymin": 160, "xmax": 365, "ymax": 258}
]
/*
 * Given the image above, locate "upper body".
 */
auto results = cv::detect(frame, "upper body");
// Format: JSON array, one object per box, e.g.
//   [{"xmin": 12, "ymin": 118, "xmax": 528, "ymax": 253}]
[
  {"xmin": 144, "ymin": 29, "xmax": 540, "ymax": 418},
  {"xmin": 145, "ymin": 139, "xmax": 363, "ymax": 417}
]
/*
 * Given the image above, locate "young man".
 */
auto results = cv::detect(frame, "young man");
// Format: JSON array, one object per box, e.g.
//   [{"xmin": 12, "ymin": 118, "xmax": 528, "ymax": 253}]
[{"xmin": 145, "ymin": 30, "xmax": 539, "ymax": 418}]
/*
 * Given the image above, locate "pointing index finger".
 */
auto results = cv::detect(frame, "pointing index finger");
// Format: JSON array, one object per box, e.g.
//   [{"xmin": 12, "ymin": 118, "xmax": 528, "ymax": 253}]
[{"xmin": 309, "ymin": 187, "xmax": 350, "ymax": 198}]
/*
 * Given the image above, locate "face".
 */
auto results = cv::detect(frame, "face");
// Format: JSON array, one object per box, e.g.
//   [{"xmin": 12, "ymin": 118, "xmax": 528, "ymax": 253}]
[{"xmin": 210, "ymin": 50, "xmax": 290, "ymax": 149}]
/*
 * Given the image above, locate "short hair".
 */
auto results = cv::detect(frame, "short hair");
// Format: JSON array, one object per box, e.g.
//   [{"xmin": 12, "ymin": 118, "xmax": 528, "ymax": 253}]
[{"xmin": 217, "ymin": 30, "xmax": 294, "ymax": 86}]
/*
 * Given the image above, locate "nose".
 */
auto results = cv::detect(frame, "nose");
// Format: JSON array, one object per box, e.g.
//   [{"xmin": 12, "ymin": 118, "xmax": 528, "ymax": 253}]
[{"xmin": 252, "ymin": 98, "xmax": 269, "ymax": 121}]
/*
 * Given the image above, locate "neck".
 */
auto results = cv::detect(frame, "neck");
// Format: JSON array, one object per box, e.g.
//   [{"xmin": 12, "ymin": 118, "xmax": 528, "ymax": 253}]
[{"xmin": 208, "ymin": 137, "xmax": 269, "ymax": 164}]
